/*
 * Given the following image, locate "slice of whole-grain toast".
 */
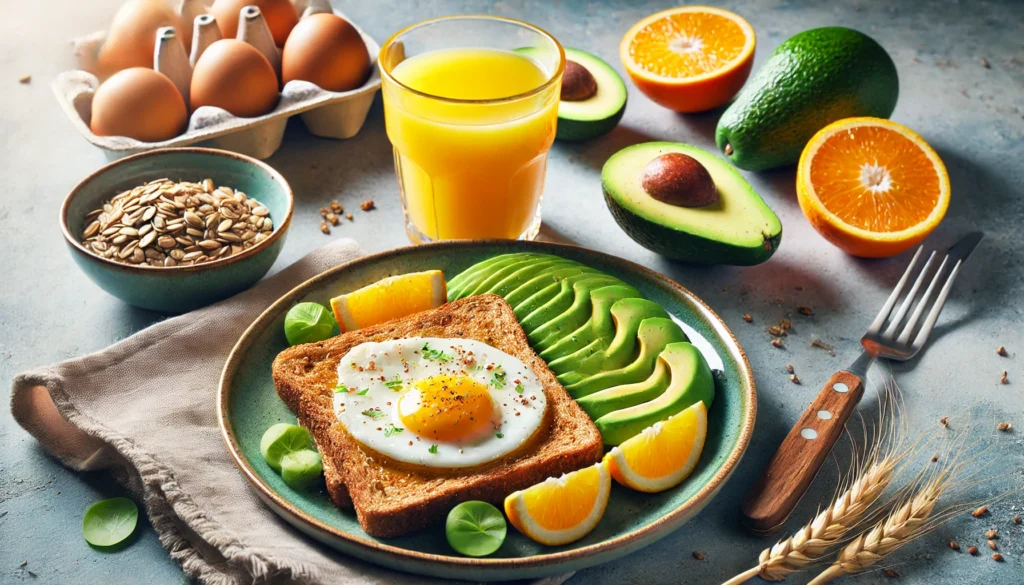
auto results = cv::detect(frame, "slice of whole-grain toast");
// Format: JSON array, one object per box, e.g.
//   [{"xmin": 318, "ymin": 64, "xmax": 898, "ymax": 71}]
[{"xmin": 272, "ymin": 293, "xmax": 605, "ymax": 538}]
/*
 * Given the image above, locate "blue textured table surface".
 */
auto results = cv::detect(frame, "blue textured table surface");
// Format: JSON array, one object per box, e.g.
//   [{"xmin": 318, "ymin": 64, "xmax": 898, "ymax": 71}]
[{"xmin": 1, "ymin": 1, "xmax": 1022, "ymax": 583}]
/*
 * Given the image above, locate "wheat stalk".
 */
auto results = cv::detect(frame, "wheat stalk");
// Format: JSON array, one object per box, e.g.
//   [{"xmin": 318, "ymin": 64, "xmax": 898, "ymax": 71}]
[
  {"xmin": 807, "ymin": 472, "xmax": 944, "ymax": 584},
  {"xmin": 721, "ymin": 381, "xmax": 909, "ymax": 585}
]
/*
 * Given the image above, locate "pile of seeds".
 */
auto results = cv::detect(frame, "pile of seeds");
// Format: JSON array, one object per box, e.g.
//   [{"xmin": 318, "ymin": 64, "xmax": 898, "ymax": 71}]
[{"xmin": 80, "ymin": 178, "xmax": 272, "ymax": 267}]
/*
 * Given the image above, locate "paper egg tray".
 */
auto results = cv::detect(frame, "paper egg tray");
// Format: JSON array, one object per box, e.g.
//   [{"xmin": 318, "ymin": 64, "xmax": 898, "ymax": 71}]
[{"xmin": 53, "ymin": 14, "xmax": 381, "ymax": 160}]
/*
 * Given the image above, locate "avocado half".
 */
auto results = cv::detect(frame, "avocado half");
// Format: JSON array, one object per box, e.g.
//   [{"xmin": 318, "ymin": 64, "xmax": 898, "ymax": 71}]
[
  {"xmin": 518, "ymin": 47, "xmax": 627, "ymax": 141},
  {"xmin": 602, "ymin": 142, "xmax": 782, "ymax": 265}
]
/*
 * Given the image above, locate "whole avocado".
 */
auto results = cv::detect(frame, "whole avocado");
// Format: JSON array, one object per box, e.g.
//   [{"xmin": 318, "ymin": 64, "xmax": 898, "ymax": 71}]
[{"xmin": 715, "ymin": 27, "xmax": 898, "ymax": 171}]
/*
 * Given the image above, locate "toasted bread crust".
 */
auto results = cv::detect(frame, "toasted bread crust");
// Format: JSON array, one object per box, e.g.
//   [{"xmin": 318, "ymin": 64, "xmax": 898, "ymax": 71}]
[{"xmin": 272, "ymin": 294, "xmax": 604, "ymax": 537}]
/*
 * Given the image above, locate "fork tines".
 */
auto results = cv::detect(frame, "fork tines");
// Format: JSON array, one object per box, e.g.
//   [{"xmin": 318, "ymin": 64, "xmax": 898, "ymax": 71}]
[{"xmin": 866, "ymin": 233, "xmax": 982, "ymax": 353}]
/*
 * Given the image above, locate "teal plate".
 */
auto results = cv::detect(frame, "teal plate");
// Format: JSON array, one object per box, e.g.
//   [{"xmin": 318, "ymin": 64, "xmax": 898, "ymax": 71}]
[{"xmin": 218, "ymin": 241, "xmax": 756, "ymax": 581}]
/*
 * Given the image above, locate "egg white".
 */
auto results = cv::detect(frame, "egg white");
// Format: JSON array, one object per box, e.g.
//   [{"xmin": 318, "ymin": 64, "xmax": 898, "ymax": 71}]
[{"xmin": 333, "ymin": 337, "xmax": 547, "ymax": 468}]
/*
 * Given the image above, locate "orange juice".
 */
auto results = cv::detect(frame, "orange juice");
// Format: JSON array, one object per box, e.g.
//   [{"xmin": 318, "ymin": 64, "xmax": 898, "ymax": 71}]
[{"xmin": 382, "ymin": 47, "xmax": 560, "ymax": 241}]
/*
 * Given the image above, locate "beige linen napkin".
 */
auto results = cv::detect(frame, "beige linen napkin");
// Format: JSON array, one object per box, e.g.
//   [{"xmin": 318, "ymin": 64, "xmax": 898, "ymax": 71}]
[{"xmin": 10, "ymin": 239, "xmax": 570, "ymax": 585}]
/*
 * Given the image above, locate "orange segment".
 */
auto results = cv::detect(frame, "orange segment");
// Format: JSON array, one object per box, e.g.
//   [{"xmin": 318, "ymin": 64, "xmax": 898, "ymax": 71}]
[
  {"xmin": 504, "ymin": 462, "xmax": 610, "ymax": 545},
  {"xmin": 330, "ymin": 270, "xmax": 446, "ymax": 332},
  {"xmin": 621, "ymin": 6, "xmax": 755, "ymax": 112},
  {"xmin": 605, "ymin": 401, "xmax": 707, "ymax": 493},
  {"xmin": 797, "ymin": 118, "xmax": 950, "ymax": 258}
]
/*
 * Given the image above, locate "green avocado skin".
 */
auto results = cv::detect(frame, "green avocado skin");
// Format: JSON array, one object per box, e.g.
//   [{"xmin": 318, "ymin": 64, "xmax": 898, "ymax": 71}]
[
  {"xmin": 604, "ymin": 191, "xmax": 782, "ymax": 266},
  {"xmin": 715, "ymin": 27, "xmax": 899, "ymax": 171}
]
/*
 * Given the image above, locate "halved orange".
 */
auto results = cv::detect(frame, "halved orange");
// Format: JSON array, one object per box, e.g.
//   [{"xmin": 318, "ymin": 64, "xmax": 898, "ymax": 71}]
[
  {"xmin": 621, "ymin": 6, "xmax": 755, "ymax": 113},
  {"xmin": 797, "ymin": 118, "xmax": 950, "ymax": 258},
  {"xmin": 330, "ymin": 270, "xmax": 446, "ymax": 332},
  {"xmin": 504, "ymin": 462, "xmax": 611, "ymax": 546},
  {"xmin": 605, "ymin": 401, "xmax": 707, "ymax": 493}
]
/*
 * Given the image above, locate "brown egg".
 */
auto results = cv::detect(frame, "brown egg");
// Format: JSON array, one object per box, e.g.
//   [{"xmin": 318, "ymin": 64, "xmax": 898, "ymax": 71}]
[
  {"xmin": 210, "ymin": 0, "xmax": 298, "ymax": 46},
  {"xmin": 96, "ymin": 0, "xmax": 184, "ymax": 78},
  {"xmin": 190, "ymin": 39, "xmax": 279, "ymax": 117},
  {"xmin": 90, "ymin": 68, "xmax": 188, "ymax": 142},
  {"xmin": 282, "ymin": 14, "xmax": 370, "ymax": 92}
]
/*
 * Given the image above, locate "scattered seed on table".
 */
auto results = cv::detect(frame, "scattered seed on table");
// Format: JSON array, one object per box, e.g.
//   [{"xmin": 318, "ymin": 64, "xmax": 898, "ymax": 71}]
[
  {"xmin": 950, "ymin": 540, "xmax": 961, "ymax": 551},
  {"xmin": 771, "ymin": 339, "xmax": 784, "ymax": 349},
  {"xmin": 320, "ymin": 221, "xmax": 330, "ymax": 235},
  {"xmin": 968, "ymin": 545, "xmax": 979, "ymax": 555},
  {"xmin": 972, "ymin": 506, "xmax": 988, "ymax": 518},
  {"xmin": 768, "ymin": 325, "xmax": 785, "ymax": 337},
  {"xmin": 1000, "ymin": 371, "xmax": 1008, "ymax": 384},
  {"xmin": 361, "ymin": 199, "xmax": 375, "ymax": 211},
  {"xmin": 883, "ymin": 568, "xmax": 900, "ymax": 578},
  {"xmin": 18, "ymin": 74, "xmax": 30, "ymax": 83},
  {"xmin": 780, "ymin": 318, "xmax": 792, "ymax": 330},
  {"xmin": 326, "ymin": 212, "xmax": 340, "ymax": 226},
  {"xmin": 992, "ymin": 553, "xmax": 1004, "ymax": 562},
  {"xmin": 797, "ymin": 305, "xmax": 814, "ymax": 316},
  {"xmin": 986, "ymin": 529, "xmax": 998, "ymax": 539},
  {"xmin": 940, "ymin": 416, "xmax": 949, "ymax": 427},
  {"xmin": 790, "ymin": 374, "xmax": 801, "ymax": 384},
  {"xmin": 319, "ymin": 206, "xmax": 330, "ymax": 217},
  {"xmin": 742, "ymin": 314, "xmax": 752, "ymax": 323},
  {"xmin": 988, "ymin": 540, "xmax": 998, "ymax": 550},
  {"xmin": 980, "ymin": 57, "xmax": 991, "ymax": 68},
  {"xmin": 330, "ymin": 200, "xmax": 343, "ymax": 213},
  {"xmin": 346, "ymin": 213, "xmax": 353, "ymax": 220},
  {"xmin": 692, "ymin": 551, "xmax": 704, "ymax": 560},
  {"xmin": 786, "ymin": 364, "xmax": 794, "ymax": 374},
  {"xmin": 811, "ymin": 339, "xmax": 835, "ymax": 355},
  {"xmin": 997, "ymin": 346, "xmax": 1008, "ymax": 356},
  {"xmin": 997, "ymin": 422, "xmax": 1012, "ymax": 432},
  {"xmin": 931, "ymin": 456, "xmax": 939, "ymax": 462}
]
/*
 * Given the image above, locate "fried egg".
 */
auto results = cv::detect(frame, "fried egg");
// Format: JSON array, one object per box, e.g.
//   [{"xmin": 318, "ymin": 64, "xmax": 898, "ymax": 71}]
[{"xmin": 333, "ymin": 337, "xmax": 547, "ymax": 468}]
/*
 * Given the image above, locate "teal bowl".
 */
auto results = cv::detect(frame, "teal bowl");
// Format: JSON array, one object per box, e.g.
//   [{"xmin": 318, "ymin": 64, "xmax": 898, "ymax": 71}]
[{"xmin": 60, "ymin": 148, "xmax": 293, "ymax": 313}]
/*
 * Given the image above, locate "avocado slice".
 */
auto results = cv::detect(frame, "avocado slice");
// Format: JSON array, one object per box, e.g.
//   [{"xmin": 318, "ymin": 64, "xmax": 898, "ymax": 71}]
[
  {"xmin": 513, "ymin": 271, "xmax": 615, "ymax": 322},
  {"xmin": 517, "ymin": 47, "xmax": 627, "ymax": 141},
  {"xmin": 448, "ymin": 253, "xmax": 538, "ymax": 299},
  {"xmin": 480, "ymin": 258, "xmax": 576, "ymax": 298},
  {"xmin": 716, "ymin": 27, "xmax": 898, "ymax": 171},
  {"xmin": 603, "ymin": 142, "xmax": 782, "ymax": 266},
  {"xmin": 593, "ymin": 342, "xmax": 714, "ymax": 446},
  {"xmin": 576, "ymin": 355, "xmax": 671, "ymax": 421},
  {"xmin": 565, "ymin": 317, "xmax": 688, "ymax": 398},
  {"xmin": 528, "ymin": 278, "xmax": 630, "ymax": 348},
  {"xmin": 550, "ymin": 298, "xmax": 669, "ymax": 384},
  {"xmin": 540, "ymin": 285, "xmax": 645, "ymax": 371},
  {"xmin": 461, "ymin": 255, "xmax": 558, "ymax": 298},
  {"xmin": 504, "ymin": 265, "xmax": 586, "ymax": 308}
]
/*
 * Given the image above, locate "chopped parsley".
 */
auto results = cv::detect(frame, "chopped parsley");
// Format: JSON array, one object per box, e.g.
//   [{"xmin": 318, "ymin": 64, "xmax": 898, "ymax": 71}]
[
  {"xmin": 495, "ymin": 432, "xmax": 504, "ymax": 439},
  {"xmin": 428, "ymin": 444, "xmax": 439, "ymax": 454},
  {"xmin": 491, "ymin": 367, "xmax": 507, "ymax": 389},
  {"xmin": 422, "ymin": 342, "xmax": 452, "ymax": 363},
  {"xmin": 383, "ymin": 424, "xmax": 404, "ymax": 437},
  {"xmin": 356, "ymin": 388, "xmax": 370, "ymax": 396},
  {"xmin": 514, "ymin": 383, "xmax": 524, "ymax": 394},
  {"xmin": 361, "ymin": 409, "xmax": 386, "ymax": 419},
  {"xmin": 383, "ymin": 375, "xmax": 403, "ymax": 390},
  {"xmin": 333, "ymin": 383, "xmax": 348, "ymax": 393}
]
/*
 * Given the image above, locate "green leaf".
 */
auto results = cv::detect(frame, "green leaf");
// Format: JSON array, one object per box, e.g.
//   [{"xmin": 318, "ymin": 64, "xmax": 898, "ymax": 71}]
[
  {"xmin": 383, "ymin": 375, "xmax": 403, "ymax": 390},
  {"xmin": 514, "ymin": 383, "xmax": 524, "ymax": 394},
  {"xmin": 422, "ymin": 343, "xmax": 453, "ymax": 363},
  {"xmin": 361, "ymin": 409, "xmax": 387, "ymax": 419},
  {"xmin": 384, "ymin": 424, "xmax": 404, "ymax": 438},
  {"xmin": 82, "ymin": 497, "xmax": 138, "ymax": 547},
  {"xmin": 284, "ymin": 302, "xmax": 337, "ymax": 346},
  {"xmin": 491, "ymin": 367, "xmax": 507, "ymax": 389},
  {"xmin": 333, "ymin": 383, "xmax": 348, "ymax": 393},
  {"xmin": 428, "ymin": 444, "xmax": 439, "ymax": 454},
  {"xmin": 356, "ymin": 388, "xmax": 370, "ymax": 395},
  {"xmin": 495, "ymin": 432, "xmax": 504, "ymax": 439},
  {"xmin": 445, "ymin": 501, "xmax": 507, "ymax": 557}
]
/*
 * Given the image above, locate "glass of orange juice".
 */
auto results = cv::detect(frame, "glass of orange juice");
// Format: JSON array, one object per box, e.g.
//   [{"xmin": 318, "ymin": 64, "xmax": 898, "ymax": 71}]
[{"xmin": 379, "ymin": 16, "xmax": 564, "ymax": 242}]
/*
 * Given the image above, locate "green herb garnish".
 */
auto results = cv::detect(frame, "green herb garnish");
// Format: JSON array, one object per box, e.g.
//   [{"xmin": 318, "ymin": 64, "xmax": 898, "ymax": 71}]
[
  {"xmin": 384, "ymin": 375, "xmax": 403, "ymax": 390},
  {"xmin": 384, "ymin": 424, "xmax": 404, "ymax": 437},
  {"xmin": 491, "ymin": 367, "xmax": 507, "ymax": 389},
  {"xmin": 422, "ymin": 343, "xmax": 453, "ymax": 363},
  {"xmin": 361, "ymin": 409, "xmax": 387, "ymax": 419},
  {"xmin": 428, "ymin": 444, "xmax": 439, "ymax": 454},
  {"xmin": 514, "ymin": 383, "xmax": 524, "ymax": 394},
  {"xmin": 495, "ymin": 432, "xmax": 504, "ymax": 439},
  {"xmin": 356, "ymin": 388, "xmax": 370, "ymax": 395},
  {"xmin": 333, "ymin": 383, "xmax": 348, "ymax": 393}
]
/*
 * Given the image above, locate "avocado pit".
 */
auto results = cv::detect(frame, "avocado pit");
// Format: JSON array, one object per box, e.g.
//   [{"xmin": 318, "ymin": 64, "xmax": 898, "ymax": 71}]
[
  {"xmin": 641, "ymin": 153, "xmax": 719, "ymax": 208},
  {"xmin": 561, "ymin": 60, "xmax": 598, "ymax": 102}
]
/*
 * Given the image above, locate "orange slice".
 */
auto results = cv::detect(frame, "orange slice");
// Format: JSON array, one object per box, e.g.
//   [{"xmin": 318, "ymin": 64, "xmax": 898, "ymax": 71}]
[
  {"xmin": 797, "ymin": 117, "xmax": 950, "ymax": 258},
  {"xmin": 621, "ymin": 6, "xmax": 755, "ymax": 112},
  {"xmin": 504, "ymin": 462, "xmax": 611, "ymax": 546},
  {"xmin": 605, "ymin": 401, "xmax": 707, "ymax": 493},
  {"xmin": 330, "ymin": 270, "xmax": 446, "ymax": 332}
]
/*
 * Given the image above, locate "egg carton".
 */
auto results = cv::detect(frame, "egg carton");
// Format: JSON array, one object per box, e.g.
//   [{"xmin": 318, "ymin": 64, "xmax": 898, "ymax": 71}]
[{"xmin": 53, "ymin": 10, "xmax": 381, "ymax": 160}]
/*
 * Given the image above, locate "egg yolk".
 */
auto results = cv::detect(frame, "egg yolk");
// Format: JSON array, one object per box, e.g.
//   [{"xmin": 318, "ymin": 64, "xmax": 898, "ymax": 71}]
[{"xmin": 398, "ymin": 375, "xmax": 495, "ymax": 442}]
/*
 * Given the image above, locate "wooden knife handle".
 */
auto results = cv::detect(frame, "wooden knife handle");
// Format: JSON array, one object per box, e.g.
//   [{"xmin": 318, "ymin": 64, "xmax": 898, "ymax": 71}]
[{"xmin": 741, "ymin": 370, "xmax": 865, "ymax": 534}]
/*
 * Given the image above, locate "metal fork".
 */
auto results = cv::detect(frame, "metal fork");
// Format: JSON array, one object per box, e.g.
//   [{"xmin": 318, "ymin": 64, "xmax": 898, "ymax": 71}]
[{"xmin": 741, "ymin": 232, "xmax": 983, "ymax": 534}]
